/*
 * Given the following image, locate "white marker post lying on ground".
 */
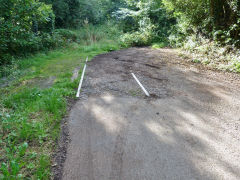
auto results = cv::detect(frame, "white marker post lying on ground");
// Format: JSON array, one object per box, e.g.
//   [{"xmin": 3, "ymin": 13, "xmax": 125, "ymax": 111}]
[
  {"xmin": 131, "ymin": 73, "xmax": 150, "ymax": 97},
  {"xmin": 76, "ymin": 57, "xmax": 88, "ymax": 98}
]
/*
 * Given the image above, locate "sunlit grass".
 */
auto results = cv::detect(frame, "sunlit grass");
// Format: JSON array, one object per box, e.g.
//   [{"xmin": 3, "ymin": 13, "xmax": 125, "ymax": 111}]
[{"xmin": 0, "ymin": 28, "xmax": 122, "ymax": 179}]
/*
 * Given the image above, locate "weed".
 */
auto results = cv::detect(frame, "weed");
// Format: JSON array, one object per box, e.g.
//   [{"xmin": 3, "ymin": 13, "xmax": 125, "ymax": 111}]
[
  {"xmin": 192, "ymin": 59, "xmax": 201, "ymax": 63},
  {"xmin": 151, "ymin": 42, "xmax": 168, "ymax": 49},
  {"xmin": 129, "ymin": 90, "xmax": 142, "ymax": 97}
]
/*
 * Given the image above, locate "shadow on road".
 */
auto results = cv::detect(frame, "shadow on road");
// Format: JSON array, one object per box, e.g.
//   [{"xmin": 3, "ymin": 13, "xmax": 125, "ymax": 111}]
[{"xmin": 62, "ymin": 48, "xmax": 240, "ymax": 180}]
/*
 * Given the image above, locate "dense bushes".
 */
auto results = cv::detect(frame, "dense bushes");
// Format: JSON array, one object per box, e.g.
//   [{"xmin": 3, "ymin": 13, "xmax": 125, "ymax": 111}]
[
  {"xmin": 0, "ymin": 0, "xmax": 54, "ymax": 65},
  {"xmin": 163, "ymin": 0, "xmax": 240, "ymax": 48},
  {"xmin": 1, "ymin": 0, "xmax": 239, "ymax": 67},
  {"xmin": 0, "ymin": 0, "xmax": 125, "ymax": 66},
  {"xmin": 47, "ymin": 0, "xmax": 124, "ymax": 28},
  {"xmin": 115, "ymin": 0, "xmax": 240, "ymax": 49},
  {"xmin": 180, "ymin": 34, "xmax": 240, "ymax": 72},
  {"xmin": 0, "ymin": 23, "xmax": 122, "ymax": 77},
  {"xmin": 55, "ymin": 29, "xmax": 78, "ymax": 42},
  {"xmin": 159, "ymin": 0, "xmax": 240, "ymax": 72},
  {"xmin": 120, "ymin": 19, "xmax": 155, "ymax": 47},
  {"xmin": 116, "ymin": 0, "xmax": 175, "ymax": 47}
]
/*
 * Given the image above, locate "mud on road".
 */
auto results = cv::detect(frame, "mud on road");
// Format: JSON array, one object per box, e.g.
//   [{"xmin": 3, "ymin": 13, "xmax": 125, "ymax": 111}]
[{"xmin": 59, "ymin": 48, "xmax": 240, "ymax": 180}]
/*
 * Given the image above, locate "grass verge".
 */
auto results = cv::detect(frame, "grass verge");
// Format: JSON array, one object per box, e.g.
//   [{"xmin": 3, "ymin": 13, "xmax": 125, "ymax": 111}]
[{"xmin": 0, "ymin": 35, "xmax": 122, "ymax": 179}]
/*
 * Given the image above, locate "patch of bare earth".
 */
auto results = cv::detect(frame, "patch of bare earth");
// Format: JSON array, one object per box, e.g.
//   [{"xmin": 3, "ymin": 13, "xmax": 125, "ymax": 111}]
[{"xmin": 57, "ymin": 48, "xmax": 240, "ymax": 180}]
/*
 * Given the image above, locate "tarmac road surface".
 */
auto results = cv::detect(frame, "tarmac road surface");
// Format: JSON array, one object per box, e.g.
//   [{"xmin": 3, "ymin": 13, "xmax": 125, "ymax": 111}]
[{"xmin": 62, "ymin": 48, "xmax": 240, "ymax": 180}]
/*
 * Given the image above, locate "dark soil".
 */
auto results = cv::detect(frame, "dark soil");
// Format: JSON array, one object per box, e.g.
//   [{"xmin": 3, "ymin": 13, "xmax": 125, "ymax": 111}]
[{"xmin": 52, "ymin": 98, "xmax": 77, "ymax": 180}]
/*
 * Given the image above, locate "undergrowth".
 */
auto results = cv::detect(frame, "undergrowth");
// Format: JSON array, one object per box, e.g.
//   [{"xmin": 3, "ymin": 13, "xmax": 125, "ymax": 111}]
[
  {"xmin": 0, "ymin": 24, "xmax": 122, "ymax": 179},
  {"xmin": 177, "ymin": 35, "xmax": 240, "ymax": 73}
]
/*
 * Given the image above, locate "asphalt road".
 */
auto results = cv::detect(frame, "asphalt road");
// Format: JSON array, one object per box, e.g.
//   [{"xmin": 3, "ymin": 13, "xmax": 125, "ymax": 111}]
[{"xmin": 62, "ymin": 48, "xmax": 240, "ymax": 180}]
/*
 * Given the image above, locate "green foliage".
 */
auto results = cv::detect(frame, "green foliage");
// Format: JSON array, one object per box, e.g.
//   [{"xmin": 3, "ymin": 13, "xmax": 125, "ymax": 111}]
[
  {"xmin": 1, "ymin": 0, "xmax": 240, "ymax": 179},
  {"xmin": 120, "ymin": 19, "xmax": 155, "ymax": 47},
  {"xmin": 0, "ymin": 23, "xmax": 122, "ymax": 78},
  {"xmin": 163, "ymin": 0, "xmax": 240, "ymax": 48},
  {"xmin": 161, "ymin": 0, "xmax": 240, "ymax": 72},
  {"xmin": 76, "ymin": 22, "xmax": 123, "ymax": 45},
  {"xmin": 51, "ymin": 0, "xmax": 123, "ymax": 28},
  {"xmin": 1, "ymin": 0, "xmax": 239, "ymax": 67},
  {"xmin": 0, "ymin": 30, "xmax": 122, "ymax": 178},
  {"xmin": 182, "ymin": 34, "xmax": 240, "ymax": 72},
  {"xmin": 55, "ymin": 29, "xmax": 78, "ymax": 42},
  {"xmin": 115, "ymin": 0, "xmax": 175, "ymax": 46},
  {"xmin": 0, "ymin": 0, "xmax": 54, "ymax": 65},
  {"xmin": 152, "ymin": 42, "xmax": 168, "ymax": 49},
  {"xmin": 52, "ymin": 0, "xmax": 83, "ymax": 28},
  {"xmin": 0, "ymin": 0, "xmax": 124, "ymax": 66}
]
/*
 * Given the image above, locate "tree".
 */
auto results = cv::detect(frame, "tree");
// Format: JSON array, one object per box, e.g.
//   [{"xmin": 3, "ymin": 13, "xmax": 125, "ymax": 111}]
[
  {"xmin": 163, "ymin": 0, "xmax": 240, "ymax": 46},
  {"xmin": 0, "ymin": 0, "xmax": 54, "ymax": 65}
]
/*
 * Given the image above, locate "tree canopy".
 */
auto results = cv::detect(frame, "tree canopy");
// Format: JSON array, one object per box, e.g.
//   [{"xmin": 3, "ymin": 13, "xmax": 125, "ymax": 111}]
[{"xmin": 0, "ymin": 0, "xmax": 239, "ymax": 65}]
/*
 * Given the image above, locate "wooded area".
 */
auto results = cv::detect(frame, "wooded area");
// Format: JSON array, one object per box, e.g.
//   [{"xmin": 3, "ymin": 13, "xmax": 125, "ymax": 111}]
[{"xmin": 0, "ymin": 0, "xmax": 239, "ymax": 66}]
